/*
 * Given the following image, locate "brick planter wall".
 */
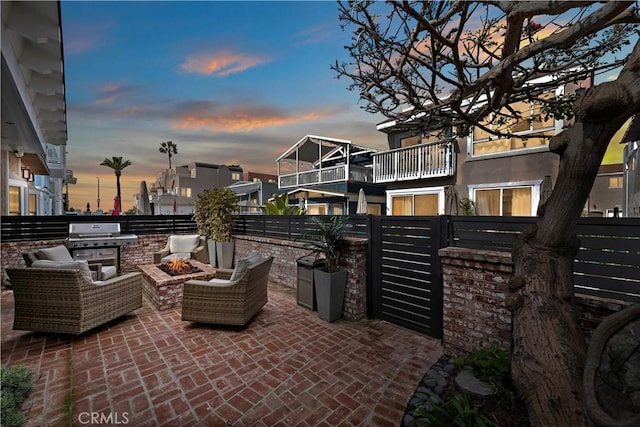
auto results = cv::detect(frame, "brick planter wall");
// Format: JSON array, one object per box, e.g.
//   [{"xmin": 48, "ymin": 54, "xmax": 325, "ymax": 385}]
[
  {"xmin": 439, "ymin": 246, "xmax": 634, "ymax": 357},
  {"xmin": 234, "ymin": 235, "xmax": 368, "ymax": 320}
]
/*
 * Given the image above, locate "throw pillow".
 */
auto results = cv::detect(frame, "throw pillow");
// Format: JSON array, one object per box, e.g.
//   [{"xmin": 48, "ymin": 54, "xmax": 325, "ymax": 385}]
[
  {"xmin": 36, "ymin": 245, "xmax": 73, "ymax": 262},
  {"xmin": 169, "ymin": 235, "xmax": 200, "ymax": 254},
  {"xmin": 31, "ymin": 259, "xmax": 93, "ymax": 282},
  {"xmin": 229, "ymin": 258, "xmax": 251, "ymax": 281},
  {"xmin": 244, "ymin": 251, "xmax": 262, "ymax": 265}
]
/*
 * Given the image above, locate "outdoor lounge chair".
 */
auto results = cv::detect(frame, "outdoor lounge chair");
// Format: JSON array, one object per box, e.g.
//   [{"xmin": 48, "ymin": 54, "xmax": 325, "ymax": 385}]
[
  {"xmin": 23, "ymin": 245, "xmax": 118, "ymax": 281},
  {"xmin": 154, "ymin": 234, "xmax": 208, "ymax": 264},
  {"xmin": 181, "ymin": 255, "xmax": 273, "ymax": 326},
  {"xmin": 5, "ymin": 266, "xmax": 143, "ymax": 335}
]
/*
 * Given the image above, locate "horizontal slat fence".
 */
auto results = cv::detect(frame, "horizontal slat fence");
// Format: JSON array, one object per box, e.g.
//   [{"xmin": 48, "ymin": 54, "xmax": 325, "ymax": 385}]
[
  {"xmin": 1, "ymin": 215, "xmax": 198, "ymax": 241},
  {"xmin": 233, "ymin": 215, "xmax": 370, "ymax": 241},
  {"xmin": 450, "ymin": 216, "xmax": 640, "ymax": 303},
  {"xmin": 2, "ymin": 214, "xmax": 637, "ymax": 304}
]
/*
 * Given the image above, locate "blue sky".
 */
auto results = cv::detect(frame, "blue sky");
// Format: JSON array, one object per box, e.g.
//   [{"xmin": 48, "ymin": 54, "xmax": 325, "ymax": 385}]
[{"xmin": 62, "ymin": 1, "xmax": 386, "ymax": 210}]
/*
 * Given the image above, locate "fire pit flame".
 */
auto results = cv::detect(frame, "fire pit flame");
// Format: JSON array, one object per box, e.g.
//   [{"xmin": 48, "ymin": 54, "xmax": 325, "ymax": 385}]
[{"xmin": 158, "ymin": 258, "xmax": 203, "ymax": 276}]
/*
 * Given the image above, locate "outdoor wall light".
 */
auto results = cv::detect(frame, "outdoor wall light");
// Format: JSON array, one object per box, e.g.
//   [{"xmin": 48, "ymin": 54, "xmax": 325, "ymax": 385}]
[
  {"xmin": 28, "ymin": 172, "xmax": 35, "ymax": 183},
  {"xmin": 21, "ymin": 167, "xmax": 30, "ymax": 180}
]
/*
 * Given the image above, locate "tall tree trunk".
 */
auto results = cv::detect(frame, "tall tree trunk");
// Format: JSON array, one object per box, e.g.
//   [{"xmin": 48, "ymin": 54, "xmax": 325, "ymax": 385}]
[
  {"xmin": 509, "ymin": 42, "xmax": 640, "ymax": 426},
  {"xmin": 116, "ymin": 173, "xmax": 122, "ymax": 212}
]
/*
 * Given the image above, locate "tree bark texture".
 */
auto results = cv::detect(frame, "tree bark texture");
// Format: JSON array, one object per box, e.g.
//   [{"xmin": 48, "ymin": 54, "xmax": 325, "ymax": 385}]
[{"xmin": 510, "ymin": 40, "xmax": 640, "ymax": 427}]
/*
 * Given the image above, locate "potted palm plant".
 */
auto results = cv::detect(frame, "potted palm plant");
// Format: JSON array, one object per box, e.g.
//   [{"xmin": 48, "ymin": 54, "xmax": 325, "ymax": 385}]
[
  {"xmin": 306, "ymin": 216, "xmax": 348, "ymax": 322},
  {"xmin": 193, "ymin": 188, "xmax": 239, "ymax": 268}
]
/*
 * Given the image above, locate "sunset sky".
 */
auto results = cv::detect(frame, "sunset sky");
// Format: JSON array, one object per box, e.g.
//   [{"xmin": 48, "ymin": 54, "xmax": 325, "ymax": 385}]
[
  {"xmin": 61, "ymin": 1, "xmax": 629, "ymax": 211},
  {"xmin": 61, "ymin": 1, "xmax": 386, "ymax": 211}
]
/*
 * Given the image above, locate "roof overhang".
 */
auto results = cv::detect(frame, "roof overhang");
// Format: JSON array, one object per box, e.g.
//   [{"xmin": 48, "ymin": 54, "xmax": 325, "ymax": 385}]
[
  {"xmin": 286, "ymin": 187, "xmax": 347, "ymax": 198},
  {"xmin": 1, "ymin": 1, "xmax": 67, "ymax": 168},
  {"xmin": 276, "ymin": 135, "xmax": 352, "ymax": 163}
]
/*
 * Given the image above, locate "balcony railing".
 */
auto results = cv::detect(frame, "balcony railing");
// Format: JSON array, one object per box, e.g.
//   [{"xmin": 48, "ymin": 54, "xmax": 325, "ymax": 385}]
[
  {"xmin": 372, "ymin": 139, "xmax": 456, "ymax": 183},
  {"xmin": 279, "ymin": 165, "xmax": 372, "ymax": 189}
]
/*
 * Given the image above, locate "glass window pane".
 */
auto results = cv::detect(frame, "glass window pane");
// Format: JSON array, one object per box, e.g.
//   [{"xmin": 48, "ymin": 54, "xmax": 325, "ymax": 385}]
[
  {"xmin": 392, "ymin": 196, "xmax": 412, "ymax": 215},
  {"xmin": 414, "ymin": 194, "xmax": 439, "ymax": 215},
  {"xmin": 473, "ymin": 139, "xmax": 511, "ymax": 155},
  {"xmin": 9, "ymin": 186, "xmax": 20, "ymax": 216},
  {"xmin": 503, "ymin": 187, "xmax": 532, "ymax": 216},
  {"xmin": 307, "ymin": 204, "xmax": 326, "ymax": 215},
  {"xmin": 476, "ymin": 189, "xmax": 500, "ymax": 215},
  {"xmin": 28, "ymin": 194, "xmax": 37, "ymax": 215}
]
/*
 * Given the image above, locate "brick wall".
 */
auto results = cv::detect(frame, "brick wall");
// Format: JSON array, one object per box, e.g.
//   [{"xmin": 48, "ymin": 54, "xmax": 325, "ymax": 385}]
[
  {"xmin": 234, "ymin": 235, "xmax": 368, "ymax": 320},
  {"xmin": 439, "ymin": 246, "xmax": 633, "ymax": 356},
  {"xmin": 2, "ymin": 233, "xmax": 368, "ymax": 321}
]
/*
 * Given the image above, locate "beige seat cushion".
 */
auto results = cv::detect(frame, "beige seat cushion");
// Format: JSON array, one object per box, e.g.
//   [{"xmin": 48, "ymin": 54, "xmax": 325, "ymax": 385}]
[
  {"xmin": 31, "ymin": 259, "xmax": 93, "ymax": 282},
  {"xmin": 101, "ymin": 266, "xmax": 118, "ymax": 280},
  {"xmin": 36, "ymin": 245, "xmax": 73, "ymax": 262},
  {"xmin": 168, "ymin": 235, "xmax": 200, "ymax": 254}
]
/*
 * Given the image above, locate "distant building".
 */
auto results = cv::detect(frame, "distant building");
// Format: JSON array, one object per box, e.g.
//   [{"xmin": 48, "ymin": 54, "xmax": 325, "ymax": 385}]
[
  {"xmin": 589, "ymin": 164, "xmax": 624, "ymax": 217},
  {"xmin": 622, "ymin": 116, "xmax": 640, "ymax": 217},
  {"xmin": 227, "ymin": 181, "xmax": 279, "ymax": 215},
  {"xmin": 245, "ymin": 171, "xmax": 277, "ymax": 184},
  {"xmin": 275, "ymin": 135, "xmax": 386, "ymax": 215},
  {"xmin": 148, "ymin": 163, "xmax": 243, "ymax": 215}
]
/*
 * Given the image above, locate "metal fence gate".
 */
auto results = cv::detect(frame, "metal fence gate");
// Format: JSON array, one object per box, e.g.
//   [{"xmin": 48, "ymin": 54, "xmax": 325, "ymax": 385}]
[{"xmin": 370, "ymin": 216, "xmax": 448, "ymax": 338}]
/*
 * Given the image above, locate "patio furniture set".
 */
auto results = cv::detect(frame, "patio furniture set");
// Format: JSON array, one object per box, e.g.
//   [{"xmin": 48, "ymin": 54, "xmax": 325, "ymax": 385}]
[{"xmin": 6, "ymin": 234, "xmax": 273, "ymax": 335}]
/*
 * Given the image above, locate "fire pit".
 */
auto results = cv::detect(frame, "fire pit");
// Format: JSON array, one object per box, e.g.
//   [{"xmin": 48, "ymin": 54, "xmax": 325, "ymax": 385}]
[
  {"xmin": 158, "ymin": 258, "xmax": 203, "ymax": 276},
  {"xmin": 139, "ymin": 260, "xmax": 216, "ymax": 310}
]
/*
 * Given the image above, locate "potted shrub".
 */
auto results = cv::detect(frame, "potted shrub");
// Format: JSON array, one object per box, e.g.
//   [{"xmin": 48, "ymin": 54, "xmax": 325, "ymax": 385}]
[
  {"xmin": 306, "ymin": 216, "xmax": 348, "ymax": 322},
  {"xmin": 193, "ymin": 188, "xmax": 239, "ymax": 268}
]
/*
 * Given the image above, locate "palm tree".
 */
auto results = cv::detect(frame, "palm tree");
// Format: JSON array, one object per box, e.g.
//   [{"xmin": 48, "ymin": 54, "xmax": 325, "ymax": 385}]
[
  {"xmin": 159, "ymin": 141, "xmax": 178, "ymax": 169},
  {"xmin": 100, "ymin": 156, "xmax": 132, "ymax": 213}
]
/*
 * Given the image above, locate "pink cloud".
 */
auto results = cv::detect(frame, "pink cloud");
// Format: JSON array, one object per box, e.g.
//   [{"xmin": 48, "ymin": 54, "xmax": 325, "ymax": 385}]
[
  {"xmin": 173, "ymin": 110, "xmax": 322, "ymax": 132},
  {"xmin": 180, "ymin": 51, "xmax": 269, "ymax": 77}
]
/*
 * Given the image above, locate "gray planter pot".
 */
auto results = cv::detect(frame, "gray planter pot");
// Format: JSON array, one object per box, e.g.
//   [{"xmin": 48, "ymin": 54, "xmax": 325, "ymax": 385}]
[
  {"xmin": 207, "ymin": 239, "xmax": 217, "ymax": 267},
  {"xmin": 314, "ymin": 267, "xmax": 347, "ymax": 322},
  {"xmin": 216, "ymin": 241, "xmax": 235, "ymax": 269}
]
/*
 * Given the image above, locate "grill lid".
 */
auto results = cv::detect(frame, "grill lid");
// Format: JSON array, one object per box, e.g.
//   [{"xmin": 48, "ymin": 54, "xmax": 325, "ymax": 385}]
[{"xmin": 69, "ymin": 223, "xmax": 121, "ymax": 238}]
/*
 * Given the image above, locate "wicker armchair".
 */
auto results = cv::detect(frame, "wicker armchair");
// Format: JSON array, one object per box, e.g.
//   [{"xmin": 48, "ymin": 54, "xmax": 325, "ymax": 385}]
[
  {"xmin": 154, "ymin": 235, "xmax": 208, "ymax": 264},
  {"xmin": 181, "ymin": 256, "xmax": 273, "ymax": 326},
  {"xmin": 5, "ymin": 267, "xmax": 143, "ymax": 335}
]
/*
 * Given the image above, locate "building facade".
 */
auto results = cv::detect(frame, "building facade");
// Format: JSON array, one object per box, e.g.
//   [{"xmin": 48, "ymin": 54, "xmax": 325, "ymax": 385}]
[
  {"xmin": 373, "ymin": 80, "xmax": 624, "ymax": 217},
  {"xmin": 149, "ymin": 162, "xmax": 243, "ymax": 215},
  {"xmin": 1, "ymin": 1, "xmax": 69, "ymax": 216},
  {"xmin": 275, "ymin": 135, "xmax": 386, "ymax": 215}
]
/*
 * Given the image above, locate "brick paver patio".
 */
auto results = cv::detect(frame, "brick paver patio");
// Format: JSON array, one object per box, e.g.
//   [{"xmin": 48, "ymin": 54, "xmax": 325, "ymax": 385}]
[{"xmin": 1, "ymin": 283, "xmax": 442, "ymax": 426}]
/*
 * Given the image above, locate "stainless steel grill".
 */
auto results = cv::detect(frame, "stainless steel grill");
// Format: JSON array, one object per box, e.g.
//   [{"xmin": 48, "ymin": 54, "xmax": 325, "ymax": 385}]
[
  {"xmin": 67, "ymin": 223, "xmax": 138, "ymax": 271},
  {"xmin": 67, "ymin": 223, "xmax": 137, "ymax": 248}
]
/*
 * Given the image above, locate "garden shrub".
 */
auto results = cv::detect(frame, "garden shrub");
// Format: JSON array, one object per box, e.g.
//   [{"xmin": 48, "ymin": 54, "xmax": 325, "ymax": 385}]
[{"xmin": 1, "ymin": 365, "xmax": 35, "ymax": 427}]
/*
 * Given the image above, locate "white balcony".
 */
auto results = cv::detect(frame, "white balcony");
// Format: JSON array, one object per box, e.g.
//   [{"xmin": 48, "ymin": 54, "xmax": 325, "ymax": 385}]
[
  {"xmin": 276, "ymin": 135, "xmax": 378, "ymax": 190},
  {"xmin": 372, "ymin": 139, "xmax": 456, "ymax": 183},
  {"xmin": 278, "ymin": 164, "xmax": 372, "ymax": 189}
]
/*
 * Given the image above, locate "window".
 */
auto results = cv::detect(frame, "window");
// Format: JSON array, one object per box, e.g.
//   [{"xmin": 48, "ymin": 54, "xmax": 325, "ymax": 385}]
[
  {"xmin": 387, "ymin": 187, "xmax": 444, "ymax": 215},
  {"xmin": 28, "ymin": 194, "xmax": 37, "ymax": 216},
  {"xmin": 307, "ymin": 204, "xmax": 327, "ymax": 215},
  {"xmin": 474, "ymin": 186, "xmax": 534, "ymax": 216},
  {"xmin": 470, "ymin": 93, "xmax": 556, "ymax": 157},
  {"xmin": 231, "ymin": 172, "xmax": 241, "ymax": 181},
  {"xmin": 180, "ymin": 187, "xmax": 192, "ymax": 197},
  {"xmin": 608, "ymin": 176, "xmax": 623, "ymax": 188},
  {"xmin": 9, "ymin": 186, "xmax": 21, "ymax": 215}
]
